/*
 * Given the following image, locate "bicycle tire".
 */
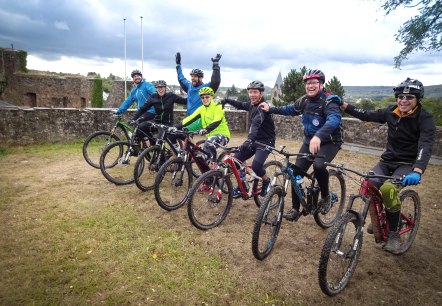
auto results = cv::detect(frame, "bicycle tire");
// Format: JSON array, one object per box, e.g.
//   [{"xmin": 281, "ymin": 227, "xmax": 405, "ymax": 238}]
[
  {"xmin": 83, "ymin": 131, "xmax": 120, "ymax": 168},
  {"xmin": 253, "ymin": 160, "xmax": 283, "ymax": 207},
  {"xmin": 251, "ymin": 185, "xmax": 284, "ymax": 260},
  {"xmin": 318, "ymin": 211, "xmax": 362, "ymax": 296},
  {"xmin": 133, "ymin": 146, "xmax": 166, "ymax": 191},
  {"xmin": 99, "ymin": 141, "xmax": 138, "ymax": 185},
  {"xmin": 314, "ymin": 169, "xmax": 346, "ymax": 228},
  {"xmin": 395, "ymin": 189, "xmax": 421, "ymax": 254},
  {"xmin": 187, "ymin": 169, "xmax": 233, "ymax": 230},
  {"xmin": 154, "ymin": 157, "xmax": 192, "ymax": 211}
]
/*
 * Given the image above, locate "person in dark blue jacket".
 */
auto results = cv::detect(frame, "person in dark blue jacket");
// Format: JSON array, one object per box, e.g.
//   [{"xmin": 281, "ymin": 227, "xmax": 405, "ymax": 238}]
[
  {"xmin": 340, "ymin": 77, "xmax": 435, "ymax": 254},
  {"xmin": 222, "ymin": 80, "xmax": 275, "ymax": 198},
  {"xmin": 116, "ymin": 69, "xmax": 156, "ymax": 120},
  {"xmin": 260, "ymin": 69, "xmax": 343, "ymax": 221},
  {"xmin": 175, "ymin": 52, "xmax": 221, "ymax": 131}
]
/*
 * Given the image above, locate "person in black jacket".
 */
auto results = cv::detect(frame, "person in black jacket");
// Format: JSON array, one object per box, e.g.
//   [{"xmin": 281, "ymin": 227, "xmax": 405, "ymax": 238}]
[
  {"xmin": 130, "ymin": 80, "xmax": 187, "ymax": 145},
  {"xmin": 340, "ymin": 77, "xmax": 436, "ymax": 254},
  {"xmin": 222, "ymin": 80, "xmax": 275, "ymax": 198}
]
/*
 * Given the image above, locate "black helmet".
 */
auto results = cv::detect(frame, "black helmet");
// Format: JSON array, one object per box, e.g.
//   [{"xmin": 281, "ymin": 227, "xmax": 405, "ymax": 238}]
[
  {"xmin": 246, "ymin": 80, "xmax": 265, "ymax": 92},
  {"xmin": 393, "ymin": 77, "xmax": 424, "ymax": 99},
  {"xmin": 303, "ymin": 69, "xmax": 325, "ymax": 84},
  {"xmin": 131, "ymin": 69, "xmax": 142, "ymax": 78},
  {"xmin": 155, "ymin": 80, "xmax": 167, "ymax": 87},
  {"xmin": 190, "ymin": 68, "xmax": 204, "ymax": 78}
]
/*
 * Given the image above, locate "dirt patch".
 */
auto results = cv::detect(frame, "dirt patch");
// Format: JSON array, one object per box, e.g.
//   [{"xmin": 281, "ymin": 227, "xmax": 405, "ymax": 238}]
[{"xmin": 2, "ymin": 137, "xmax": 442, "ymax": 305}]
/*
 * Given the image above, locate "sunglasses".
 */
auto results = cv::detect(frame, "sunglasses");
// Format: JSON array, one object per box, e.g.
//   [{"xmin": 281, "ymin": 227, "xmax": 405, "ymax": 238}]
[{"xmin": 397, "ymin": 94, "xmax": 416, "ymax": 101}]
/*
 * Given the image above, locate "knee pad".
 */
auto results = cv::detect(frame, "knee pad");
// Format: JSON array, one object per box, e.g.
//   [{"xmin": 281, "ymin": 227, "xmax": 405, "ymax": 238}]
[{"xmin": 379, "ymin": 182, "xmax": 401, "ymax": 213}]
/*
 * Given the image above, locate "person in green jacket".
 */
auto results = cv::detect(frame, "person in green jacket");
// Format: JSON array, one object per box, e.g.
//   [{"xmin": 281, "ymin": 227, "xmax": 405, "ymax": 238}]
[{"xmin": 177, "ymin": 87, "xmax": 230, "ymax": 166}]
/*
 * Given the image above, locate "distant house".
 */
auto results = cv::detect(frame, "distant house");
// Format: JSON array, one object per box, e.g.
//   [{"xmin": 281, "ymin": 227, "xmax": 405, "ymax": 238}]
[{"xmin": 270, "ymin": 72, "xmax": 283, "ymax": 103}]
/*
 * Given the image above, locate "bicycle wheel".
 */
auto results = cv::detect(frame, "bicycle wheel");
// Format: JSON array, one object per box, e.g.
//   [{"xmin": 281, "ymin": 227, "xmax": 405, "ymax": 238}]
[
  {"xmin": 134, "ymin": 146, "xmax": 166, "ymax": 191},
  {"xmin": 187, "ymin": 169, "xmax": 233, "ymax": 230},
  {"xmin": 251, "ymin": 185, "xmax": 284, "ymax": 260},
  {"xmin": 314, "ymin": 169, "xmax": 346, "ymax": 228},
  {"xmin": 83, "ymin": 131, "xmax": 120, "ymax": 168},
  {"xmin": 396, "ymin": 189, "xmax": 421, "ymax": 254},
  {"xmin": 253, "ymin": 160, "xmax": 283, "ymax": 207},
  {"xmin": 99, "ymin": 141, "xmax": 138, "ymax": 185},
  {"xmin": 318, "ymin": 211, "xmax": 362, "ymax": 296},
  {"xmin": 154, "ymin": 157, "xmax": 192, "ymax": 211}
]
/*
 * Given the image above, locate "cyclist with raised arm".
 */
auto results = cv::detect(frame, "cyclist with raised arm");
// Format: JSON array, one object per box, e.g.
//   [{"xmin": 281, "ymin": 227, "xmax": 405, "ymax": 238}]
[
  {"xmin": 175, "ymin": 52, "xmax": 221, "ymax": 131},
  {"xmin": 130, "ymin": 80, "xmax": 187, "ymax": 146},
  {"xmin": 222, "ymin": 80, "xmax": 275, "ymax": 198},
  {"xmin": 260, "ymin": 69, "xmax": 343, "ymax": 220},
  {"xmin": 176, "ymin": 87, "xmax": 230, "ymax": 167},
  {"xmin": 339, "ymin": 77, "xmax": 436, "ymax": 254},
  {"xmin": 116, "ymin": 69, "xmax": 156, "ymax": 121}
]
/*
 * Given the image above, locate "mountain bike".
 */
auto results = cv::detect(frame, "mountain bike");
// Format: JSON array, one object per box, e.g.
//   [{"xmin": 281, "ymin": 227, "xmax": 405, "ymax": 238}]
[
  {"xmin": 187, "ymin": 144, "xmax": 282, "ymax": 230},
  {"xmin": 251, "ymin": 142, "xmax": 346, "ymax": 260},
  {"xmin": 82, "ymin": 113, "xmax": 133, "ymax": 168},
  {"xmin": 98, "ymin": 123, "xmax": 155, "ymax": 185},
  {"xmin": 154, "ymin": 134, "xmax": 227, "ymax": 211},
  {"xmin": 132, "ymin": 123, "xmax": 183, "ymax": 191},
  {"xmin": 318, "ymin": 163, "xmax": 421, "ymax": 296}
]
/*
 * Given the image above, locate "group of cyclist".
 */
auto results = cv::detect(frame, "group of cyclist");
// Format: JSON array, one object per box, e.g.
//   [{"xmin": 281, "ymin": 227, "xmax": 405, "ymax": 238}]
[{"xmin": 115, "ymin": 52, "xmax": 436, "ymax": 255}]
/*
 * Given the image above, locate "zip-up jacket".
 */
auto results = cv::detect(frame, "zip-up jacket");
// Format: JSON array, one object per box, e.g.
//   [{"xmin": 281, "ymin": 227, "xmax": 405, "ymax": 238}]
[
  {"xmin": 132, "ymin": 92, "xmax": 187, "ymax": 126},
  {"xmin": 176, "ymin": 63, "xmax": 221, "ymax": 115},
  {"xmin": 181, "ymin": 100, "xmax": 230, "ymax": 139},
  {"xmin": 117, "ymin": 79, "xmax": 156, "ymax": 114},
  {"xmin": 269, "ymin": 92, "xmax": 343, "ymax": 145},
  {"xmin": 224, "ymin": 99, "xmax": 275, "ymax": 146},
  {"xmin": 345, "ymin": 103, "xmax": 435, "ymax": 172}
]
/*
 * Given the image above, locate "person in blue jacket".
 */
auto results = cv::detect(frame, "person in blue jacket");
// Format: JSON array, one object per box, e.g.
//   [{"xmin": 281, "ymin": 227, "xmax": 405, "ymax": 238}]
[
  {"xmin": 116, "ymin": 69, "xmax": 156, "ymax": 120},
  {"xmin": 260, "ymin": 69, "xmax": 343, "ymax": 221},
  {"xmin": 174, "ymin": 52, "xmax": 221, "ymax": 131}
]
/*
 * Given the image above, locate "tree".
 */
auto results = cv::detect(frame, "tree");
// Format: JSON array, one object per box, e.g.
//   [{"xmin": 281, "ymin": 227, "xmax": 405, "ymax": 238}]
[
  {"xmin": 326, "ymin": 76, "xmax": 345, "ymax": 98},
  {"xmin": 226, "ymin": 84, "xmax": 239, "ymax": 97},
  {"xmin": 379, "ymin": 0, "xmax": 442, "ymax": 68},
  {"xmin": 357, "ymin": 98, "xmax": 376, "ymax": 110},
  {"xmin": 91, "ymin": 77, "xmax": 103, "ymax": 108},
  {"xmin": 279, "ymin": 66, "xmax": 308, "ymax": 104},
  {"xmin": 237, "ymin": 89, "xmax": 249, "ymax": 102}
]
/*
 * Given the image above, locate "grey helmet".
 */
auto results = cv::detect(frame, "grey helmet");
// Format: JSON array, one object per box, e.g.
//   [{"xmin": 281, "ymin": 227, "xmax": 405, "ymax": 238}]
[
  {"xmin": 190, "ymin": 68, "xmax": 204, "ymax": 78},
  {"xmin": 131, "ymin": 69, "xmax": 142, "ymax": 78},
  {"xmin": 246, "ymin": 80, "xmax": 265, "ymax": 92},
  {"xmin": 154, "ymin": 80, "xmax": 167, "ymax": 87},
  {"xmin": 393, "ymin": 78, "xmax": 424, "ymax": 99}
]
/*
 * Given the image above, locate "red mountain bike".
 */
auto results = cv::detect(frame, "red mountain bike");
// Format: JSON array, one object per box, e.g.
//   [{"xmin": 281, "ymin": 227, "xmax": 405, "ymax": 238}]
[{"xmin": 318, "ymin": 162, "xmax": 421, "ymax": 296}]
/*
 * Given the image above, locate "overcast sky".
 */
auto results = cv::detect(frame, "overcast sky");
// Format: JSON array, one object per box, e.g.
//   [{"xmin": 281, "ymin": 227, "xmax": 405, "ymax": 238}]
[{"xmin": 1, "ymin": 0, "xmax": 440, "ymax": 88}]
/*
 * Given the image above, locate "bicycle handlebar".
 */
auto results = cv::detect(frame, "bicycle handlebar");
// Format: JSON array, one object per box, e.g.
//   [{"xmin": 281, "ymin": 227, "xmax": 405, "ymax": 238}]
[
  {"xmin": 254, "ymin": 140, "xmax": 325, "ymax": 161},
  {"xmin": 325, "ymin": 162, "xmax": 403, "ymax": 184}
]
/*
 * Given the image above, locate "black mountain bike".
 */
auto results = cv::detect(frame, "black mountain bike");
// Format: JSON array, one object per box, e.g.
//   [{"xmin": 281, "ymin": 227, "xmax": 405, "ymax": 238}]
[
  {"xmin": 251, "ymin": 142, "xmax": 346, "ymax": 260},
  {"xmin": 99, "ymin": 123, "xmax": 155, "ymax": 185},
  {"xmin": 83, "ymin": 113, "xmax": 132, "ymax": 168}
]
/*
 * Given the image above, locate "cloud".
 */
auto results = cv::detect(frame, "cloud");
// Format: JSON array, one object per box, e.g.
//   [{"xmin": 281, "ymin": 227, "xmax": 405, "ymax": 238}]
[{"xmin": 0, "ymin": 0, "xmax": 440, "ymax": 87}]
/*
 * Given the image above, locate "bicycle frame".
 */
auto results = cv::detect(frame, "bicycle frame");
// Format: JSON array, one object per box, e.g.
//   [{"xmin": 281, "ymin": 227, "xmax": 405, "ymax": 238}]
[
  {"xmin": 326, "ymin": 162, "xmax": 413, "ymax": 243},
  {"xmin": 181, "ymin": 133, "xmax": 211, "ymax": 173},
  {"xmin": 220, "ymin": 152, "xmax": 263, "ymax": 198}
]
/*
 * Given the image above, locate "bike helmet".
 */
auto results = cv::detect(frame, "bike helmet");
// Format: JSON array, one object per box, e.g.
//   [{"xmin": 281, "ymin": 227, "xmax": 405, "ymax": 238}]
[
  {"xmin": 393, "ymin": 77, "xmax": 424, "ymax": 99},
  {"xmin": 198, "ymin": 87, "xmax": 214, "ymax": 96},
  {"xmin": 131, "ymin": 69, "xmax": 142, "ymax": 78},
  {"xmin": 246, "ymin": 80, "xmax": 265, "ymax": 92},
  {"xmin": 155, "ymin": 80, "xmax": 167, "ymax": 87},
  {"xmin": 190, "ymin": 68, "xmax": 204, "ymax": 78},
  {"xmin": 303, "ymin": 69, "xmax": 325, "ymax": 84}
]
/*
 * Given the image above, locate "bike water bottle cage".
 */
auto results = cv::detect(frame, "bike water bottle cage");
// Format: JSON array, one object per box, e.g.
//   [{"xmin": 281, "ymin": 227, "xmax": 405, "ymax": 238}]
[{"xmin": 379, "ymin": 181, "xmax": 401, "ymax": 213}]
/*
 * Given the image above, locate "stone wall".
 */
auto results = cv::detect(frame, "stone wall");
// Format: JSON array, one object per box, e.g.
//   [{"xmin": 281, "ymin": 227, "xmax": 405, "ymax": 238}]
[{"xmin": 0, "ymin": 108, "xmax": 440, "ymax": 158}]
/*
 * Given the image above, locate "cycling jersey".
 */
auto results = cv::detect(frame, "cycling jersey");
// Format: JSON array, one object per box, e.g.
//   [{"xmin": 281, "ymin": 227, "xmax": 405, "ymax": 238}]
[{"xmin": 117, "ymin": 79, "xmax": 156, "ymax": 114}]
